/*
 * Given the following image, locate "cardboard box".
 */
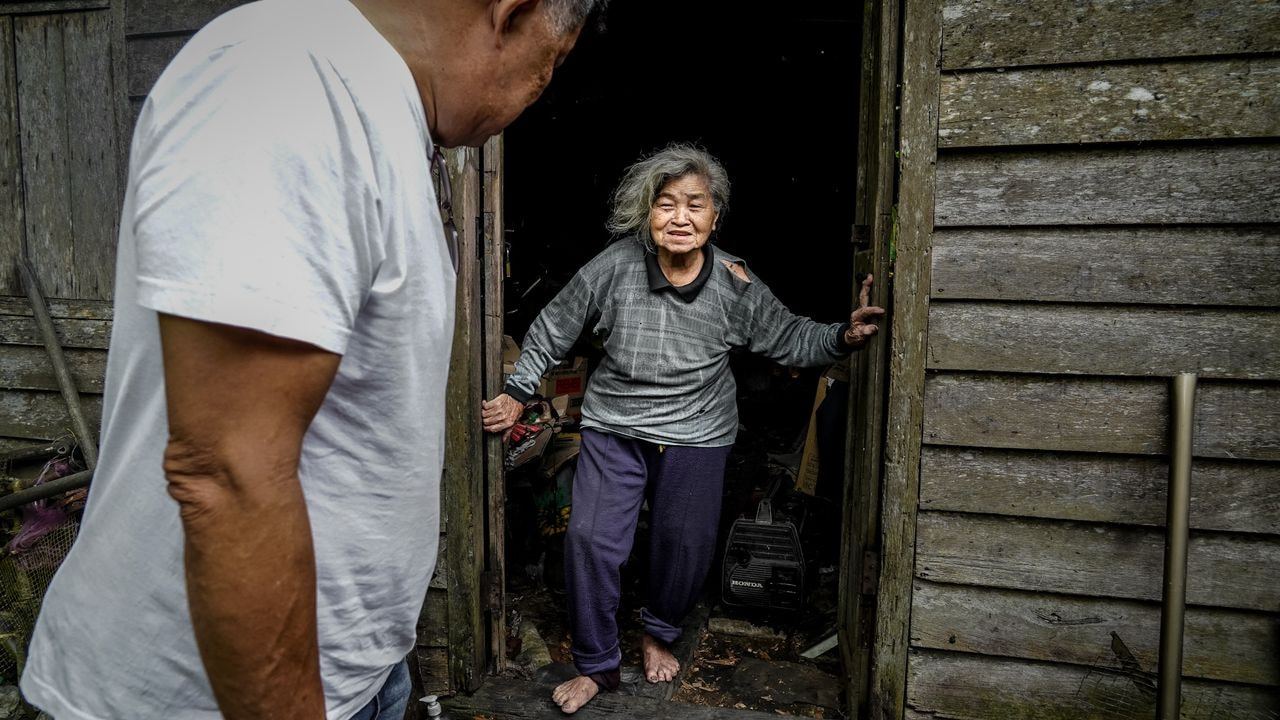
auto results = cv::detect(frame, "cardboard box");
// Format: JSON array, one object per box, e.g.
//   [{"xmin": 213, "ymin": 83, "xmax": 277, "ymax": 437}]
[
  {"xmin": 796, "ymin": 360, "xmax": 850, "ymax": 496},
  {"xmin": 502, "ymin": 335, "xmax": 521, "ymax": 379},
  {"xmin": 539, "ymin": 356, "xmax": 588, "ymax": 419}
]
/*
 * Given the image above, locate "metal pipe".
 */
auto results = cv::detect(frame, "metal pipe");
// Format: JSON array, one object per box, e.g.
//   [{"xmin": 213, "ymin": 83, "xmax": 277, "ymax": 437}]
[
  {"xmin": 0, "ymin": 470, "xmax": 92, "ymax": 514},
  {"xmin": 18, "ymin": 261, "xmax": 98, "ymax": 470},
  {"xmin": 1156, "ymin": 373, "xmax": 1196, "ymax": 720}
]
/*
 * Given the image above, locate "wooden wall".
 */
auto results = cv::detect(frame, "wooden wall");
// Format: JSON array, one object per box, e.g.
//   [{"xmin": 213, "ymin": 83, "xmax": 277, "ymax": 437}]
[{"xmin": 900, "ymin": 1, "xmax": 1280, "ymax": 717}]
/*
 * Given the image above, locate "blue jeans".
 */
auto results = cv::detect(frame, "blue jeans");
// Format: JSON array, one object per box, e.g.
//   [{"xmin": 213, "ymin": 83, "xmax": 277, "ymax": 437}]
[{"xmin": 349, "ymin": 659, "xmax": 411, "ymax": 720}]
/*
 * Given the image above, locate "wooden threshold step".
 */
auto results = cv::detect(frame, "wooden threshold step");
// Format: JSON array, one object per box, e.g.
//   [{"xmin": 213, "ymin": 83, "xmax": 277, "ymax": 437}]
[{"xmin": 443, "ymin": 676, "xmax": 782, "ymax": 720}]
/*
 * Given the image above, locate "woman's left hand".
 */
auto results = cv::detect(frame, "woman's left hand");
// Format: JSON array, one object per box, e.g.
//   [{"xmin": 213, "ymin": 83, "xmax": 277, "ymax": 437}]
[{"xmin": 844, "ymin": 274, "xmax": 886, "ymax": 348}]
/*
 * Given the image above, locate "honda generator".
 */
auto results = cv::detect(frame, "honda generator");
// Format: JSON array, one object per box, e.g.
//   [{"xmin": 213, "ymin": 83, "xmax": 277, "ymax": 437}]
[{"xmin": 721, "ymin": 499, "xmax": 806, "ymax": 610}]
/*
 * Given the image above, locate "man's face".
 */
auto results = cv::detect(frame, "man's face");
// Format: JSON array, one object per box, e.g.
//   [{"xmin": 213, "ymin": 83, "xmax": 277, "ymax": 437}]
[{"xmin": 439, "ymin": 4, "xmax": 581, "ymax": 147}]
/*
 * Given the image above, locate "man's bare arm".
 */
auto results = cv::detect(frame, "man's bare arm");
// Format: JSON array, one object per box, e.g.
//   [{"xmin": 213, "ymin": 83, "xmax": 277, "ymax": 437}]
[{"xmin": 158, "ymin": 314, "xmax": 340, "ymax": 720}]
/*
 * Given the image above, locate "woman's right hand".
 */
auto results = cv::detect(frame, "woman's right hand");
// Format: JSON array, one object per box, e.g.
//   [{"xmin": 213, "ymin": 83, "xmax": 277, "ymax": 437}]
[{"xmin": 481, "ymin": 393, "xmax": 524, "ymax": 435}]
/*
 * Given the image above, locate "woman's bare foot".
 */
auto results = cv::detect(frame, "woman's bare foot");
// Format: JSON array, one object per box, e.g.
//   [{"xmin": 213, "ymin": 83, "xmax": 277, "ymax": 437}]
[
  {"xmin": 642, "ymin": 633, "xmax": 680, "ymax": 683},
  {"xmin": 552, "ymin": 675, "xmax": 600, "ymax": 714}
]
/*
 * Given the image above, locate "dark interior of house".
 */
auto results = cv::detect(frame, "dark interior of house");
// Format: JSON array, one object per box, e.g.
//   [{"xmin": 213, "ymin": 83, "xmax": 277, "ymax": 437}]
[{"xmin": 499, "ymin": 1, "xmax": 861, "ymax": 713}]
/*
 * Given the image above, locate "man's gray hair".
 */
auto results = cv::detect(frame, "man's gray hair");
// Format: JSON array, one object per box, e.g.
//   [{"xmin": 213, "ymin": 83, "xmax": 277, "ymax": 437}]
[
  {"xmin": 607, "ymin": 143, "xmax": 731, "ymax": 251},
  {"xmin": 546, "ymin": 0, "xmax": 604, "ymax": 34}
]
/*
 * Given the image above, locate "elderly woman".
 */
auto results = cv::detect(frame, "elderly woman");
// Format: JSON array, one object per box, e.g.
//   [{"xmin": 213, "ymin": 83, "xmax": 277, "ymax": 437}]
[{"xmin": 482, "ymin": 144, "xmax": 883, "ymax": 713}]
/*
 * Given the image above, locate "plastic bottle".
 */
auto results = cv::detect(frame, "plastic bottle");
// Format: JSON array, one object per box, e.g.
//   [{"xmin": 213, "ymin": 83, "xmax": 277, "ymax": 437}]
[{"xmin": 420, "ymin": 695, "xmax": 447, "ymax": 719}]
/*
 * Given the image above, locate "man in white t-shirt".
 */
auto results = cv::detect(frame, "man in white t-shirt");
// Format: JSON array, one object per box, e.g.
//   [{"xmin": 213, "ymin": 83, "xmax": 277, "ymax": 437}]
[{"xmin": 20, "ymin": 1, "xmax": 597, "ymax": 718}]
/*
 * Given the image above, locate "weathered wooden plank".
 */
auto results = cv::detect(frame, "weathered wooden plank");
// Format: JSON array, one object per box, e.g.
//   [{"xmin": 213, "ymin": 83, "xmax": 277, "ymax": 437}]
[
  {"xmin": 844, "ymin": 0, "xmax": 898, "ymax": 714},
  {"xmin": 942, "ymin": 0, "xmax": 1280, "ymax": 70},
  {"xmin": 0, "ymin": 18, "xmax": 21, "ymax": 297},
  {"xmin": 920, "ymin": 446, "xmax": 1280, "ymax": 534},
  {"xmin": 125, "ymin": 0, "xmax": 246, "ymax": 35},
  {"xmin": 64, "ymin": 10, "xmax": 119, "ymax": 301},
  {"xmin": 940, "ymin": 58, "xmax": 1280, "ymax": 147},
  {"xmin": 417, "ymin": 588, "xmax": 449, "ymax": 648},
  {"xmin": 481, "ymin": 134, "xmax": 507, "ymax": 670},
  {"xmin": 0, "ymin": 1, "xmax": 111, "ymax": 14},
  {"xmin": 927, "ymin": 303, "xmax": 1280, "ymax": 380},
  {"xmin": 0, "ymin": 390, "xmax": 102, "ymax": 441},
  {"xmin": 871, "ymin": 0, "xmax": 942, "ymax": 717},
  {"xmin": 914, "ymin": 512, "xmax": 1280, "ymax": 611},
  {"xmin": 126, "ymin": 34, "xmax": 188, "ymax": 98},
  {"xmin": 428, "ymin": 532, "xmax": 447, "ymax": 590},
  {"xmin": 0, "ymin": 296, "xmax": 112, "ymax": 320},
  {"xmin": 0, "ymin": 315, "xmax": 111, "ymax": 349},
  {"xmin": 931, "ymin": 226, "xmax": 1280, "ymax": 306},
  {"xmin": 907, "ymin": 649, "xmax": 1280, "ymax": 720},
  {"xmin": 0, "ymin": 345, "xmax": 106, "ymax": 392},
  {"xmin": 911, "ymin": 581, "xmax": 1280, "ymax": 686},
  {"xmin": 414, "ymin": 646, "xmax": 450, "ymax": 696},
  {"xmin": 442, "ymin": 146, "xmax": 484, "ymax": 693},
  {"xmin": 935, "ymin": 144, "xmax": 1280, "ymax": 226},
  {"xmin": 923, "ymin": 374, "xmax": 1280, "ymax": 461},
  {"xmin": 15, "ymin": 11, "xmax": 121, "ymax": 301},
  {"xmin": 446, "ymin": 676, "xmax": 786, "ymax": 719}
]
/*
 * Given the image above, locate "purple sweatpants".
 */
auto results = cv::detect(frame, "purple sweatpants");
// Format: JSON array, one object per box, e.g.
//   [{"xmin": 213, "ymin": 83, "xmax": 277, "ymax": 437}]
[{"xmin": 565, "ymin": 428, "xmax": 731, "ymax": 676}]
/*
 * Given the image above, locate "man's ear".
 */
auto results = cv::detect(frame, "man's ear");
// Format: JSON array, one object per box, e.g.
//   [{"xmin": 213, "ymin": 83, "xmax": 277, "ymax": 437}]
[{"xmin": 491, "ymin": 0, "xmax": 545, "ymax": 45}]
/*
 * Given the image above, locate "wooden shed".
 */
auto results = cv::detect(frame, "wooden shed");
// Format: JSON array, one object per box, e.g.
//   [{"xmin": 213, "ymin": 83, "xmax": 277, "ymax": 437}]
[{"xmin": 0, "ymin": 0, "xmax": 1275, "ymax": 718}]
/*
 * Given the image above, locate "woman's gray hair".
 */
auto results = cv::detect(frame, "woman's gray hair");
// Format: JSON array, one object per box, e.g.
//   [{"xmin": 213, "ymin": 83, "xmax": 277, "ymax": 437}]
[
  {"xmin": 546, "ymin": 0, "xmax": 604, "ymax": 34},
  {"xmin": 607, "ymin": 144, "xmax": 731, "ymax": 251}
]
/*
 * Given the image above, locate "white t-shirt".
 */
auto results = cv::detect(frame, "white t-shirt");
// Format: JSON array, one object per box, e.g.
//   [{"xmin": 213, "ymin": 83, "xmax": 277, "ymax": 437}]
[{"xmin": 21, "ymin": 0, "xmax": 454, "ymax": 717}]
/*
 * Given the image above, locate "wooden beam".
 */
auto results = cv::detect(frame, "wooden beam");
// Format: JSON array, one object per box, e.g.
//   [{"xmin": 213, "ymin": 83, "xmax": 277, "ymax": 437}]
[
  {"xmin": 445, "ymin": 676, "xmax": 787, "ymax": 719},
  {"xmin": 907, "ymin": 649, "xmax": 1280, "ymax": 719},
  {"xmin": 0, "ymin": 18, "xmax": 22, "ymax": 296},
  {"xmin": 931, "ymin": 226, "xmax": 1280, "ymax": 307},
  {"xmin": 0, "ymin": 295, "xmax": 112, "ymax": 319},
  {"xmin": 920, "ymin": 447, "xmax": 1280, "ymax": 535},
  {"xmin": 870, "ymin": 0, "xmax": 943, "ymax": 717},
  {"xmin": 926, "ymin": 302, "xmax": 1280, "ymax": 380},
  {"xmin": 839, "ymin": 0, "xmax": 898, "ymax": 712},
  {"xmin": 911, "ymin": 580, "xmax": 1280, "ymax": 686},
  {"xmin": 941, "ymin": 0, "xmax": 1280, "ymax": 70},
  {"xmin": 914, "ymin": 512, "xmax": 1280, "ymax": 612},
  {"xmin": 923, "ymin": 374, "xmax": 1280, "ymax": 461},
  {"xmin": 442, "ymin": 147, "xmax": 485, "ymax": 693},
  {"xmin": 935, "ymin": 144, "xmax": 1280, "ymax": 227},
  {"xmin": 940, "ymin": 57, "xmax": 1280, "ymax": 147},
  {"xmin": 481, "ymin": 134, "xmax": 506, "ymax": 672}
]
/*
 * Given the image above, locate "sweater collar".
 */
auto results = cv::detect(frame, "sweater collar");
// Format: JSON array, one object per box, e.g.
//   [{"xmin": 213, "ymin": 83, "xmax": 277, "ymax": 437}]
[{"xmin": 645, "ymin": 244, "xmax": 715, "ymax": 303}]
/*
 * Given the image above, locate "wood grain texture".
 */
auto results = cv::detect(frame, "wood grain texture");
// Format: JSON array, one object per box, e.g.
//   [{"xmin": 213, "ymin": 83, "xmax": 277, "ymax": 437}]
[
  {"xmin": 15, "ymin": 11, "xmax": 120, "ymax": 300},
  {"xmin": 920, "ymin": 446, "xmax": 1280, "ymax": 534},
  {"xmin": 481, "ymin": 134, "xmax": 507, "ymax": 670},
  {"xmin": 125, "ymin": 34, "xmax": 188, "ymax": 98},
  {"xmin": 417, "ymin": 588, "xmax": 449, "ymax": 648},
  {"xmin": 445, "ymin": 676, "xmax": 786, "ymax": 719},
  {"xmin": 940, "ymin": 58, "xmax": 1280, "ymax": 147},
  {"xmin": 871, "ymin": 0, "xmax": 942, "ymax": 717},
  {"xmin": 414, "ymin": 646, "xmax": 450, "ymax": 696},
  {"xmin": 442, "ymin": 146, "xmax": 484, "ymax": 693},
  {"xmin": 941, "ymin": 0, "xmax": 1280, "ymax": 70},
  {"xmin": 911, "ymin": 581, "xmax": 1280, "ymax": 686},
  {"xmin": 0, "ymin": 0, "xmax": 110, "ymax": 14},
  {"xmin": 907, "ymin": 649, "xmax": 1280, "ymax": 719},
  {"xmin": 926, "ymin": 302, "xmax": 1280, "ymax": 379},
  {"xmin": 931, "ymin": 226, "xmax": 1280, "ymax": 306},
  {"xmin": 934, "ymin": 144, "xmax": 1280, "ymax": 226},
  {"xmin": 843, "ymin": 0, "xmax": 898, "ymax": 712},
  {"xmin": 914, "ymin": 512, "xmax": 1280, "ymax": 611},
  {"xmin": 125, "ymin": 0, "xmax": 246, "ymax": 35},
  {"xmin": 0, "ymin": 296, "xmax": 111, "ymax": 320},
  {"xmin": 0, "ymin": 389, "xmax": 101, "ymax": 441},
  {"xmin": 0, "ymin": 18, "xmax": 21, "ymax": 296},
  {"xmin": 923, "ymin": 374, "xmax": 1280, "ymax": 461},
  {"xmin": 0, "ymin": 315, "xmax": 111, "ymax": 349},
  {"xmin": 0, "ymin": 345, "xmax": 106, "ymax": 392}
]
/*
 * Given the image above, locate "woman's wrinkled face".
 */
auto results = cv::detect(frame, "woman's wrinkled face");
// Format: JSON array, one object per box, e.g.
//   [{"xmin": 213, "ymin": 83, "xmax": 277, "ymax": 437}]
[{"xmin": 649, "ymin": 174, "xmax": 719, "ymax": 257}]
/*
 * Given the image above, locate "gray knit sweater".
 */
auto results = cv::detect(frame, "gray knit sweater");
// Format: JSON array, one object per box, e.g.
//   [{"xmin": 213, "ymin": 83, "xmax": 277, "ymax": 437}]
[{"xmin": 505, "ymin": 238, "xmax": 851, "ymax": 447}]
